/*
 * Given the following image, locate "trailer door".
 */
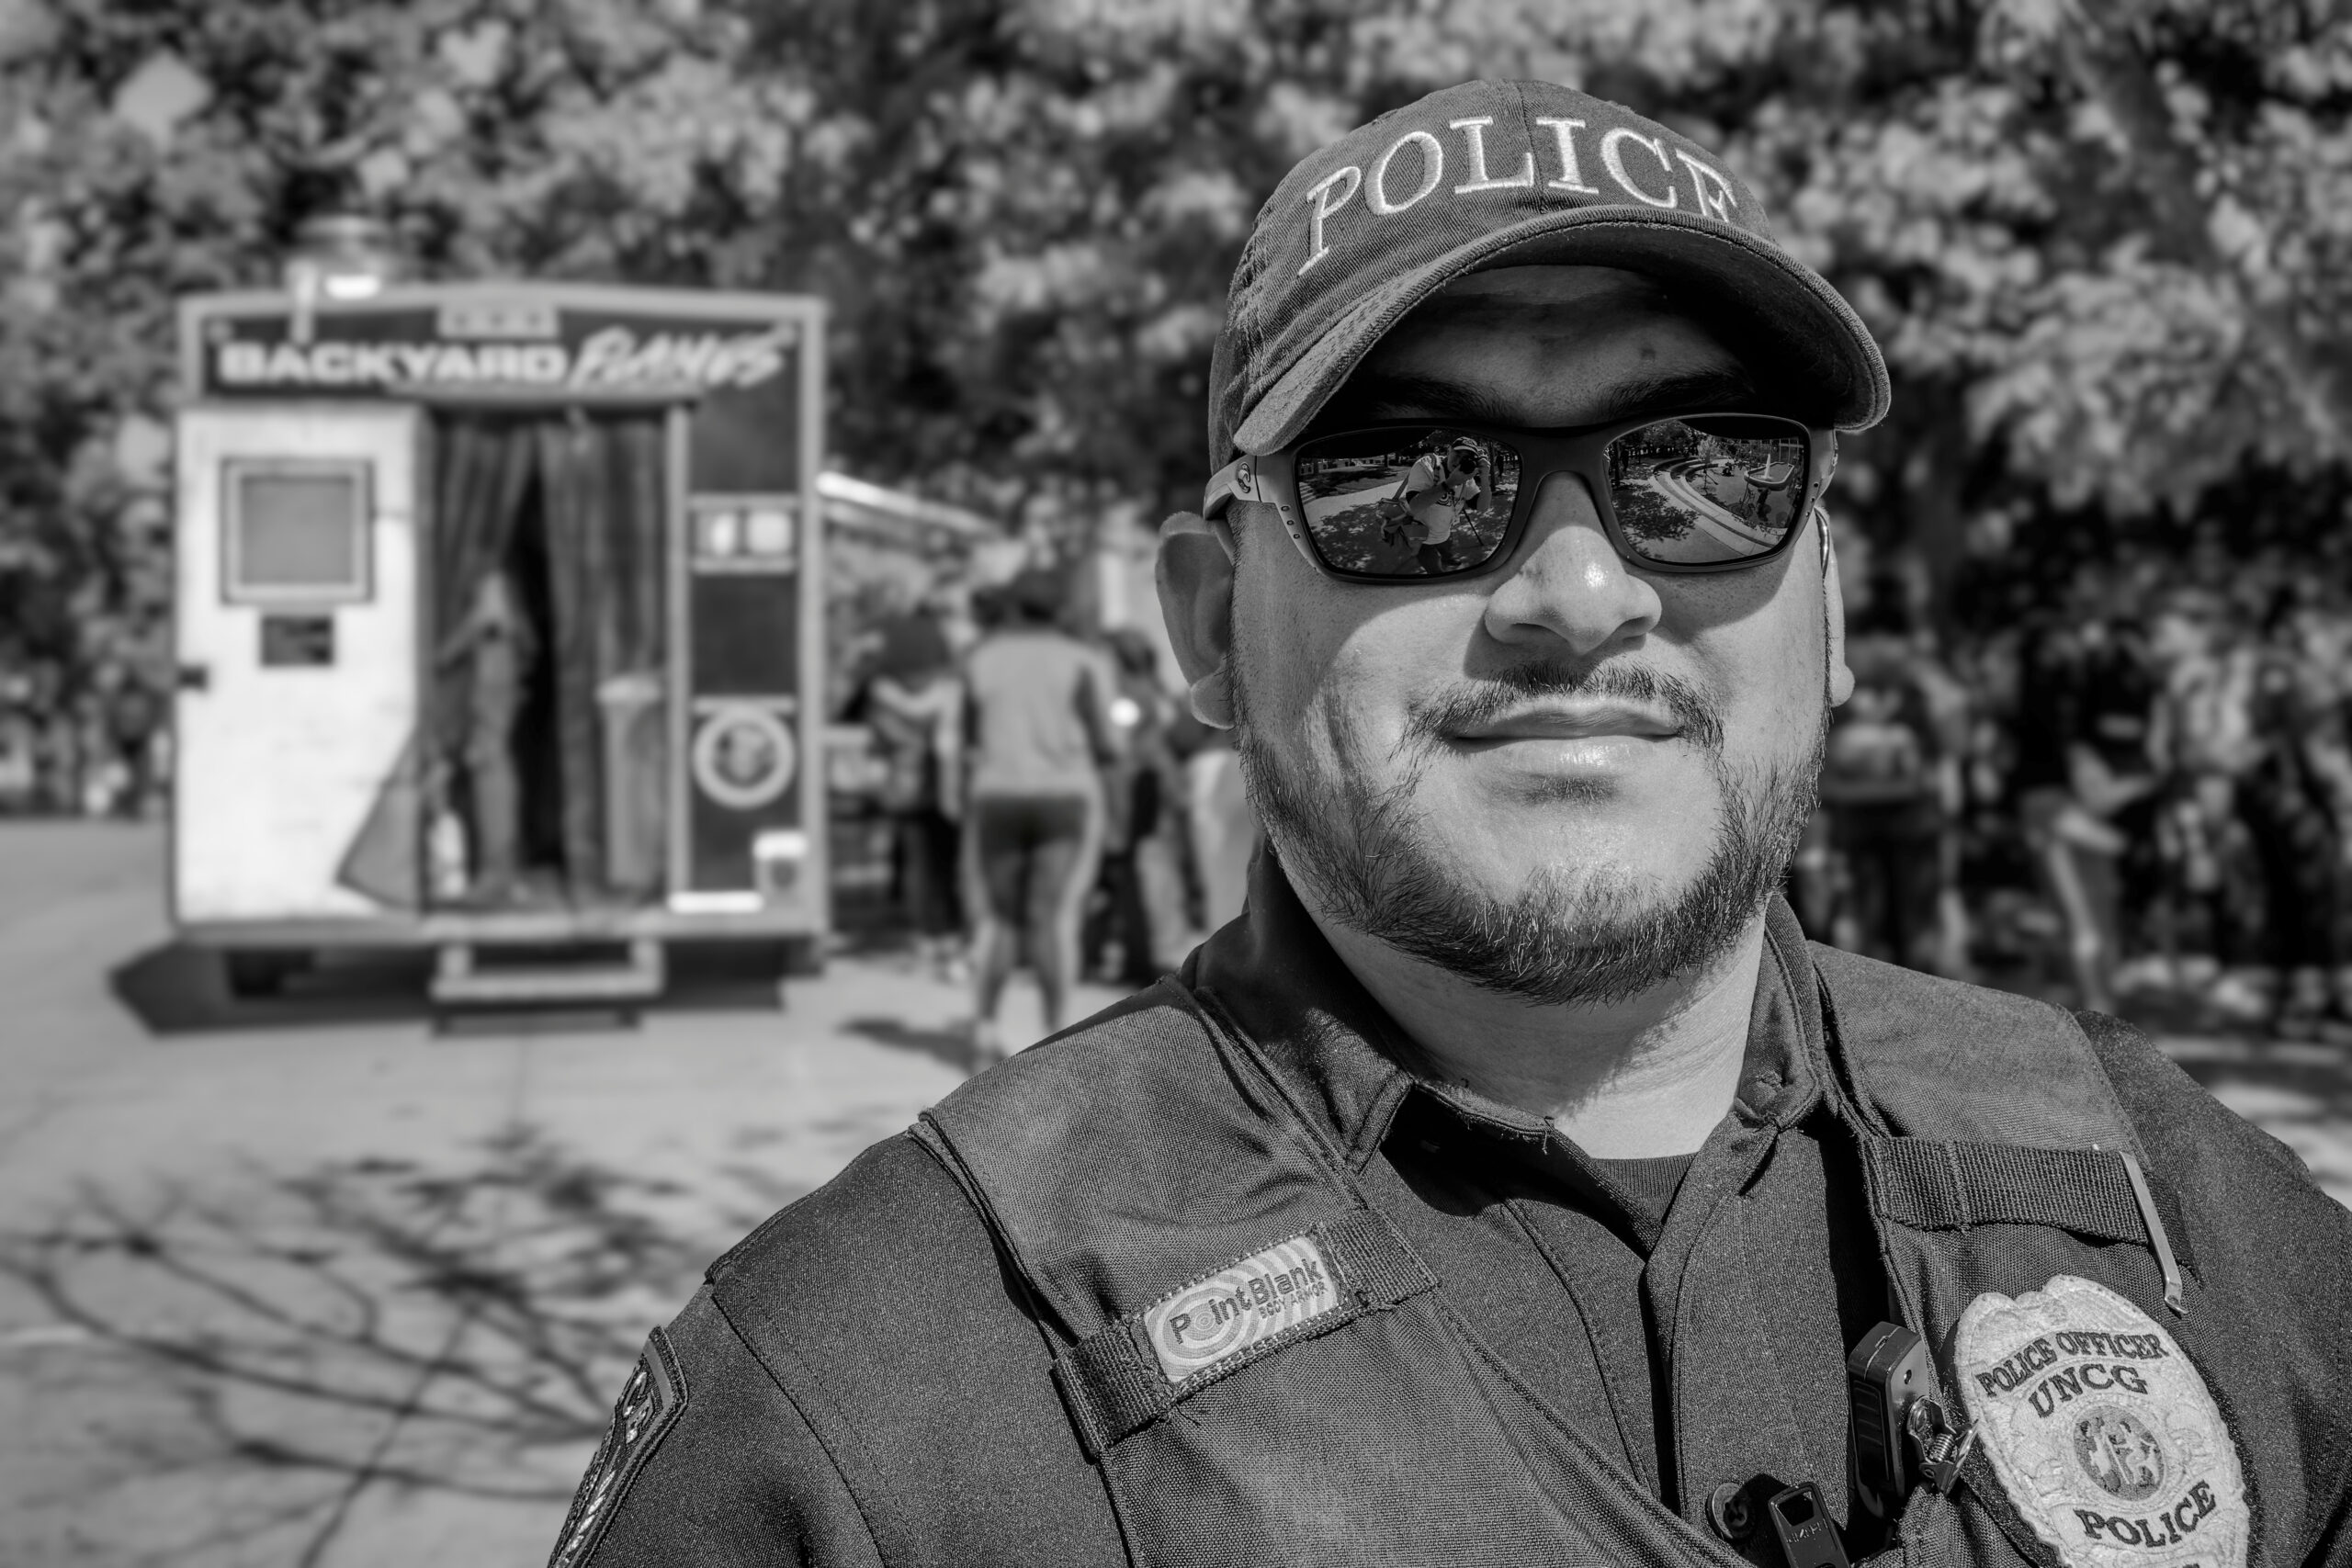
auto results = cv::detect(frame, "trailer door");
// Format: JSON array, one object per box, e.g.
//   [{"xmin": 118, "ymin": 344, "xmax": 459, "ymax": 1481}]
[{"xmin": 172, "ymin": 403, "xmax": 423, "ymax": 927}]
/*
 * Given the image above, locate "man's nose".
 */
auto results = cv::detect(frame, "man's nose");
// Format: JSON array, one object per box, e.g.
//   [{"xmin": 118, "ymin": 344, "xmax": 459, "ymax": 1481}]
[{"xmin": 1480, "ymin": 473, "xmax": 1662, "ymax": 657}]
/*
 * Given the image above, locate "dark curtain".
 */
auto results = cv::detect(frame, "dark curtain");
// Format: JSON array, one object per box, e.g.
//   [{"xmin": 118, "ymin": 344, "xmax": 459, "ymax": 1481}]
[
  {"xmin": 427, "ymin": 411, "xmax": 666, "ymax": 903},
  {"xmin": 431, "ymin": 418, "xmax": 538, "ymax": 764},
  {"xmin": 537, "ymin": 412, "xmax": 668, "ymax": 898}
]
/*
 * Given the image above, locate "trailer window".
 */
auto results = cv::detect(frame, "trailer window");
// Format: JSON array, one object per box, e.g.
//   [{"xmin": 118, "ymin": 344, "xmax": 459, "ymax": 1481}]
[{"xmin": 224, "ymin": 461, "xmax": 370, "ymax": 604}]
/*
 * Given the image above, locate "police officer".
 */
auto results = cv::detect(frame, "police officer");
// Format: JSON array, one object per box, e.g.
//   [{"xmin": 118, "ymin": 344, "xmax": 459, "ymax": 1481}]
[{"xmin": 550, "ymin": 81, "xmax": 2352, "ymax": 1568}]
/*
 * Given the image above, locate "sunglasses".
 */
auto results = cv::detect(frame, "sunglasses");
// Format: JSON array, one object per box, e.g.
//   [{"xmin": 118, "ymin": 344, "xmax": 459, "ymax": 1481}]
[{"xmin": 1203, "ymin": 412, "xmax": 1835, "ymax": 581}]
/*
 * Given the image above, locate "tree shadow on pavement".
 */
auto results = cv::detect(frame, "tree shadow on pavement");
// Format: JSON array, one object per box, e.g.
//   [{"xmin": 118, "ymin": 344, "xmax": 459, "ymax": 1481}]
[
  {"xmin": 839, "ymin": 1014, "xmax": 973, "ymax": 1073},
  {"xmin": 0, "ymin": 1126, "xmax": 741, "ymax": 1568}
]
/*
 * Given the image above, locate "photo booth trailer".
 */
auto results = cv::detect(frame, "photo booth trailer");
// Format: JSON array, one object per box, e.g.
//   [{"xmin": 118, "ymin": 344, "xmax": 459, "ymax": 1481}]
[{"xmin": 169, "ymin": 283, "xmax": 828, "ymax": 1002}]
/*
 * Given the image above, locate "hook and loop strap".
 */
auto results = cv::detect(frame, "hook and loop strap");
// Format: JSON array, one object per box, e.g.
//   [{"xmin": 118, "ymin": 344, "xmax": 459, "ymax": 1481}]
[
  {"xmin": 1865, "ymin": 1138, "xmax": 2192, "ymax": 1310},
  {"xmin": 1053, "ymin": 1207, "xmax": 1436, "ymax": 1458}
]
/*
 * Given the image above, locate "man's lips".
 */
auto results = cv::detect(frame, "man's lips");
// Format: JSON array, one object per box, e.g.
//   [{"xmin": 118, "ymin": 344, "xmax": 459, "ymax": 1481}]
[{"xmin": 1445, "ymin": 702, "xmax": 1685, "ymax": 745}]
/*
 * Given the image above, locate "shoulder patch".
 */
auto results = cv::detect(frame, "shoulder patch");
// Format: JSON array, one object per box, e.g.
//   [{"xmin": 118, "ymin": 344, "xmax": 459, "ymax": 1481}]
[
  {"xmin": 1143, "ymin": 1233, "xmax": 1339, "ymax": 1383},
  {"xmin": 1955, "ymin": 1276, "xmax": 2246, "ymax": 1568},
  {"xmin": 548, "ymin": 1327, "xmax": 689, "ymax": 1568}
]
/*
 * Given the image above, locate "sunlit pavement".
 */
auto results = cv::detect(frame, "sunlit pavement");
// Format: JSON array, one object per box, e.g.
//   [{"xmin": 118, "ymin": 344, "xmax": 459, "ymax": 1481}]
[
  {"xmin": 1, "ymin": 821, "xmax": 2346, "ymax": 1564},
  {"xmin": 0, "ymin": 820, "xmax": 1121, "ymax": 1567}
]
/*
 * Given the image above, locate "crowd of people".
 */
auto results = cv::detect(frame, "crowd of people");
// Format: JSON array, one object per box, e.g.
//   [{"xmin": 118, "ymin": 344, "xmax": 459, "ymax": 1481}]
[
  {"xmin": 0, "ymin": 660, "xmax": 167, "ymax": 820},
  {"xmin": 844, "ymin": 567, "xmax": 1257, "ymax": 1063},
  {"xmin": 848, "ymin": 531, "xmax": 2352, "ymax": 1050},
  {"xmin": 1808, "ymin": 536, "xmax": 2352, "ymax": 1041}
]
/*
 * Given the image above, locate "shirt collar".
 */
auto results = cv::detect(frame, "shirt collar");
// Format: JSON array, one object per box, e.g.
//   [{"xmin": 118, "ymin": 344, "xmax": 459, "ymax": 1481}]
[{"xmin": 1188, "ymin": 848, "xmax": 1834, "ymax": 1173}]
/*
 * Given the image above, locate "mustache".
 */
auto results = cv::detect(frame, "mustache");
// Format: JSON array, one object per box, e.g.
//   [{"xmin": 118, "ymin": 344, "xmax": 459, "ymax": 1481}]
[{"xmin": 1402, "ymin": 659, "xmax": 1725, "ymax": 753}]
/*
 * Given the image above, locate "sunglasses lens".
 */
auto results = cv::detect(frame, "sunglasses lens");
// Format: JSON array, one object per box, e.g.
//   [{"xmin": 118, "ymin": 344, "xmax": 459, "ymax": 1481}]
[
  {"xmin": 1606, "ymin": 415, "xmax": 1810, "ymax": 566},
  {"xmin": 1294, "ymin": 427, "xmax": 1520, "ymax": 577}
]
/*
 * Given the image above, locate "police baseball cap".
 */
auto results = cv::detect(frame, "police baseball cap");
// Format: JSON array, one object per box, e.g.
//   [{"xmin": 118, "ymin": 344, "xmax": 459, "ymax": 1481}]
[{"xmin": 1206, "ymin": 79, "xmax": 1890, "ymax": 466}]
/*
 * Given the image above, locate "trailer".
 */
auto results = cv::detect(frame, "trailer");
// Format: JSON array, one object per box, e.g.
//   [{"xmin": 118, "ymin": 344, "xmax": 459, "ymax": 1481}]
[{"xmin": 169, "ymin": 280, "xmax": 828, "ymax": 1004}]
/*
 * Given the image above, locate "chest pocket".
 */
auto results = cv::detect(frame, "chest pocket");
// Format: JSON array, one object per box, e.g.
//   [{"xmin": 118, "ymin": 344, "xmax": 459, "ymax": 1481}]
[{"xmin": 1053, "ymin": 1208, "xmax": 1750, "ymax": 1568}]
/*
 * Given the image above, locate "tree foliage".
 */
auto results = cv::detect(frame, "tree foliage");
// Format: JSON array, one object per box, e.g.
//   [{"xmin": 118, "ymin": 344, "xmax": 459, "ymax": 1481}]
[{"xmin": 5, "ymin": 0, "xmax": 2351, "ymax": 693}]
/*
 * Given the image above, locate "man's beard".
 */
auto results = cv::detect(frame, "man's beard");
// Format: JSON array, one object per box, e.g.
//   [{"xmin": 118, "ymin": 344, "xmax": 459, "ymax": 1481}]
[{"xmin": 1233, "ymin": 657, "xmax": 1823, "ymax": 1009}]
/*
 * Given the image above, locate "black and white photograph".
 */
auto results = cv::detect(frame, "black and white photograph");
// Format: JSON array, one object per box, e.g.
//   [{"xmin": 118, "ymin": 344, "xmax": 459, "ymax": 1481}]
[{"xmin": 2, "ymin": 3, "xmax": 2349, "ymax": 1565}]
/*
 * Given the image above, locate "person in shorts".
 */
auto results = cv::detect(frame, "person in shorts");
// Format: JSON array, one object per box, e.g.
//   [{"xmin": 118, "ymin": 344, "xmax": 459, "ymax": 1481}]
[{"xmin": 960, "ymin": 569, "xmax": 1121, "ymax": 1063}]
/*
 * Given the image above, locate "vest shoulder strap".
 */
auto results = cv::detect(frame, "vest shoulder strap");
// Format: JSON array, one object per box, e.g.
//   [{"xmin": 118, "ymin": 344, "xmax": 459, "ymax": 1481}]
[
  {"xmin": 916, "ymin": 977, "xmax": 1361, "ymax": 1346},
  {"xmin": 1810, "ymin": 940, "xmax": 2142, "ymax": 1154},
  {"xmin": 1809, "ymin": 942, "xmax": 2190, "ymax": 1307}
]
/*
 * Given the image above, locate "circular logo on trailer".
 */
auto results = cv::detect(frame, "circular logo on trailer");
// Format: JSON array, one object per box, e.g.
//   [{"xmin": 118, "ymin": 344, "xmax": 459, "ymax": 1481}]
[
  {"xmin": 691, "ymin": 705, "xmax": 796, "ymax": 811},
  {"xmin": 1955, "ymin": 1275, "xmax": 2246, "ymax": 1568}
]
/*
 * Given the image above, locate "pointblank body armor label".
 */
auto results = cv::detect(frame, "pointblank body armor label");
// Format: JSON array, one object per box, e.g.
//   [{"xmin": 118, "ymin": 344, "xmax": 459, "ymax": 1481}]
[
  {"xmin": 1143, "ymin": 1233, "xmax": 1338, "ymax": 1384},
  {"xmin": 1956, "ymin": 1275, "xmax": 2246, "ymax": 1568}
]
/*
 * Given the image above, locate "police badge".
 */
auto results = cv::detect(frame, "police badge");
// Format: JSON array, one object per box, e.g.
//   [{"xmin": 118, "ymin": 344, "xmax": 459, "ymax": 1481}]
[{"xmin": 1954, "ymin": 1276, "xmax": 2246, "ymax": 1568}]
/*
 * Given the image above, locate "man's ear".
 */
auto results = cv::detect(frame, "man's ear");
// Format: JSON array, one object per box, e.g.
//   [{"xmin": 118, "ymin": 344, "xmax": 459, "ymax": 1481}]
[
  {"xmin": 1156, "ymin": 509, "xmax": 1238, "ymax": 728},
  {"xmin": 1822, "ymin": 512, "xmax": 1855, "ymax": 708}
]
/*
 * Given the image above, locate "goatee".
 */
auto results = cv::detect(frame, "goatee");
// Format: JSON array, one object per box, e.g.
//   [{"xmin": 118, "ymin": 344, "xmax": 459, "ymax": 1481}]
[{"xmin": 1233, "ymin": 657, "xmax": 1822, "ymax": 1009}]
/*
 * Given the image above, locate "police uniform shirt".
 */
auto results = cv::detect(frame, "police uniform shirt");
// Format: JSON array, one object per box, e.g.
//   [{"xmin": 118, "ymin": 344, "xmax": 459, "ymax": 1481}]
[
  {"xmin": 556, "ymin": 852, "xmax": 2352, "ymax": 1567},
  {"xmin": 1196, "ymin": 859, "xmax": 1891, "ymax": 1539}
]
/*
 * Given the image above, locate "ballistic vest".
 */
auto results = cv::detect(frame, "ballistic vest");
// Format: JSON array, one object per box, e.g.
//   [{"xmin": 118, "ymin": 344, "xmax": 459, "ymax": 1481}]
[{"xmin": 914, "ymin": 908, "xmax": 2321, "ymax": 1568}]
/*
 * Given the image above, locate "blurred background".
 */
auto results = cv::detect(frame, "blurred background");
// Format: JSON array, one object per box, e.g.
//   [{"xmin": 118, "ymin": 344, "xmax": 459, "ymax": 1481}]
[{"xmin": 6, "ymin": 1, "xmax": 2352, "ymax": 1563}]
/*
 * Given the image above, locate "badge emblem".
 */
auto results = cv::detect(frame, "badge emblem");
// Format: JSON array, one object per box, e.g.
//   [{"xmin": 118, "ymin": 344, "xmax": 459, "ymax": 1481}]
[{"xmin": 1955, "ymin": 1275, "xmax": 2246, "ymax": 1568}]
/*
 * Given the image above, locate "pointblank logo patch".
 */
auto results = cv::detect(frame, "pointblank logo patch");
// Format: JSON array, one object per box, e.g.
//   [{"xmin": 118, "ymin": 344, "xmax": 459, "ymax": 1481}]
[
  {"xmin": 1955, "ymin": 1276, "xmax": 2246, "ymax": 1568},
  {"xmin": 1143, "ymin": 1233, "xmax": 1339, "ymax": 1385}
]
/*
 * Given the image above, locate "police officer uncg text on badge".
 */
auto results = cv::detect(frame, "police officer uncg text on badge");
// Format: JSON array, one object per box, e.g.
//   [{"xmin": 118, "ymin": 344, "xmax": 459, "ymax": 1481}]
[{"xmin": 548, "ymin": 81, "xmax": 2352, "ymax": 1568}]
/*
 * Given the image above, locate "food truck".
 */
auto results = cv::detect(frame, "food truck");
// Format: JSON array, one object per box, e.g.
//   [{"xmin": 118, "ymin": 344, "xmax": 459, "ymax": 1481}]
[{"xmin": 170, "ymin": 276, "xmax": 829, "ymax": 1003}]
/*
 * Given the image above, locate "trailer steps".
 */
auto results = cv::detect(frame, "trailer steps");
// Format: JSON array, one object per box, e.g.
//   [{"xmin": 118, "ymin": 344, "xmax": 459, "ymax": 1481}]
[{"xmin": 430, "ymin": 939, "xmax": 666, "ymax": 1007}]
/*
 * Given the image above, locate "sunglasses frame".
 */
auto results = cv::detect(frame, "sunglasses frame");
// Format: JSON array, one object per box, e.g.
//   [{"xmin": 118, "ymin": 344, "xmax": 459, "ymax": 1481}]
[{"xmin": 1203, "ymin": 412, "xmax": 1837, "ymax": 582}]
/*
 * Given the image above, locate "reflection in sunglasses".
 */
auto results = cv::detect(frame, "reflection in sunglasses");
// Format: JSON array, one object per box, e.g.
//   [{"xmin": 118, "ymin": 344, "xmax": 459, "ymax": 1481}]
[
  {"xmin": 1296, "ymin": 430, "xmax": 1520, "ymax": 577},
  {"xmin": 1609, "ymin": 419, "xmax": 1806, "ymax": 566},
  {"xmin": 1293, "ymin": 417, "xmax": 1808, "ymax": 579}
]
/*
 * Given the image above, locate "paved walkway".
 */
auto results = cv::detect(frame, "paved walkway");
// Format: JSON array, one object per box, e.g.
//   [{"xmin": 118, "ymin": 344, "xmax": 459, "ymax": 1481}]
[
  {"xmin": 2, "ymin": 821, "xmax": 2346, "ymax": 1565},
  {"xmin": 0, "ymin": 822, "xmax": 1117, "ymax": 1567}
]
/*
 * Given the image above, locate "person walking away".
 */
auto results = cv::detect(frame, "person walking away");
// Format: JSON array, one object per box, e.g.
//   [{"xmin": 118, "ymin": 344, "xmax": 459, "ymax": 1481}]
[
  {"xmin": 960, "ymin": 569, "xmax": 1120, "ymax": 1063},
  {"xmin": 2147, "ymin": 588, "xmax": 2265, "ymax": 1016},
  {"xmin": 864, "ymin": 612, "xmax": 967, "ymax": 978},
  {"xmin": 2240, "ymin": 593, "xmax": 2352, "ymax": 1039},
  {"xmin": 1815, "ymin": 609, "xmax": 1952, "ymax": 973},
  {"xmin": 2012, "ymin": 615, "xmax": 2157, "ymax": 1014},
  {"xmin": 1087, "ymin": 627, "xmax": 1184, "ymax": 985}
]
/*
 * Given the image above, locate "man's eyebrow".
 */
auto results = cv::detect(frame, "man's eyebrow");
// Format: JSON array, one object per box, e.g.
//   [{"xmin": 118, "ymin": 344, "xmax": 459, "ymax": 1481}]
[
  {"xmin": 1580, "ymin": 366, "xmax": 1760, "ymax": 425},
  {"xmin": 1335, "ymin": 365, "xmax": 1761, "ymax": 430},
  {"xmin": 1342, "ymin": 372, "xmax": 1525, "ymax": 426}
]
